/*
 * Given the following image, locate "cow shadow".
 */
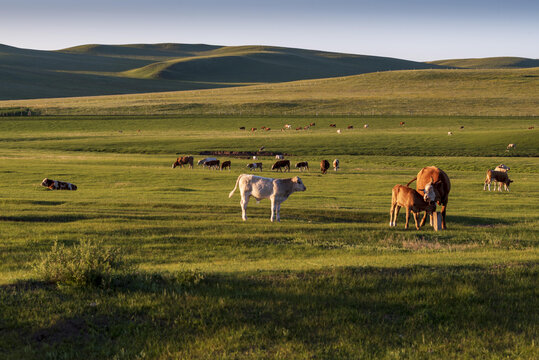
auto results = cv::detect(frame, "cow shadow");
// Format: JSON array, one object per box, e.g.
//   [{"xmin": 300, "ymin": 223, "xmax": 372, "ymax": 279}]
[{"xmin": 0, "ymin": 214, "xmax": 93, "ymax": 223}]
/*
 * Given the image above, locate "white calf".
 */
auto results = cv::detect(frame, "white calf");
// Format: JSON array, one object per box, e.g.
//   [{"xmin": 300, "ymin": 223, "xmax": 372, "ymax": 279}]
[{"xmin": 229, "ymin": 174, "xmax": 306, "ymax": 222}]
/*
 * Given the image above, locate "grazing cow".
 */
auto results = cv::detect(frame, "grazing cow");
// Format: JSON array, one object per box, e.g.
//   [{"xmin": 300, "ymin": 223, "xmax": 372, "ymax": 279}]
[
  {"xmin": 247, "ymin": 162, "xmax": 263, "ymax": 172},
  {"xmin": 407, "ymin": 166, "xmax": 451, "ymax": 230},
  {"xmin": 296, "ymin": 127, "xmax": 303, "ymax": 131},
  {"xmin": 507, "ymin": 143, "xmax": 516, "ymax": 150},
  {"xmin": 265, "ymin": 128, "xmax": 271, "ymax": 131},
  {"xmin": 204, "ymin": 159, "xmax": 220, "ymax": 170},
  {"xmin": 310, "ymin": 122, "xmax": 316, "ymax": 126},
  {"xmin": 448, "ymin": 131, "xmax": 453, "ymax": 136},
  {"xmin": 347, "ymin": 125, "xmax": 354, "ymax": 129},
  {"xmin": 229, "ymin": 174, "xmax": 306, "ymax": 222},
  {"xmin": 460, "ymin": 126, "xmax": 464, "ymax": 130},
  {"xmin": 261, "ymin": 126, "xmax": 267, "ymax": 130},
  {"xmin": 400, "ymin": 121, "xmax": 405, "ymax": 126},
  {"xmin": 364, "ymin": 124, "xmax": 369, "ymax": 128},
  {"xmin": 272, "ymin": 160, "xmax": 290, "ymax": 172},
  {"xmin": 251, "ymin": 128, "xmax": 257, "ymax": 132},
  {"xmin": 337, "ymin": 129, "xmax": 342, "ymax": 134},
  {"xmin": 389, "ymin": 185, "xmax": 436, "ymax": 230},
  {"xmin": 284, "ymin": 124, "xmax": 292, "ymax": 129},
  {"xmin": 275, "ymin": 154, "xmax": 284, "ymax": 160},
  {"xmin": 295, "ymin": 161, "xmax": 309, "ymax": 171},
  {"xmin": 239, "ymin": 127, "xmax": 246, "ymax": 130},
  {"xmin": 304, "ymin": 126, "xmax": 310, "ymax": 130},
  {"xmin": 221, "ymin": 160, "xmax": 231, "ymax": 171},
  {"xmin": 484, "ymin": 170, "xmax": 513, "ymax": 192},
  {"xmin": 320, "ymin": 160, "xmax": 330, "ymax": 174},
  {"xmin": 197, "ymin": 157, "xmax": 217, "ymax": 166},
  {"xmin": 333, "ymin": 159, "xmax": 340, "ymax": 171},
  {"xmin": 528, "ymin": 126, "xmax": 534, "ymax": 130},
  {"xmin": 41, "ymin": 178, "xmax": 77, "ymax": 191},
  {"xmin": 329, "ymin": 124, "xmax": 336, "ymax": 127},
  {"xmin": 172, "ymin": 156, "xmax": 194, "ymax": 169}
]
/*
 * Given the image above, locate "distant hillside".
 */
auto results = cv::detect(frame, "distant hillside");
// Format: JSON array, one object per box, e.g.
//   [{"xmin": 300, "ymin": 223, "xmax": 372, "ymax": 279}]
[
  {"xmin": 0, "ymin": 43, "xmax": 444, "ymax": 100},
  {"xmin": 428, "ymin": 57, "xmax": 539, "ymax": 69},
  {"xmin": 3, "ymin": 67, "xmax": 537, "ymax": 117}
]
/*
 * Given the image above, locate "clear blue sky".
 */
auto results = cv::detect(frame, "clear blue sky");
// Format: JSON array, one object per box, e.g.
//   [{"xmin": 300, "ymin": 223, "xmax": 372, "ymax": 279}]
[{"xmin": 2, "ymin": 0, "xmax": 537, "ymax": 61}]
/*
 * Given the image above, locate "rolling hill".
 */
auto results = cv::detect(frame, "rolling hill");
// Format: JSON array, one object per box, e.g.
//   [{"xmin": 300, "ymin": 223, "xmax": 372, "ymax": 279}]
[
  {"xmin": 1, "ymin": 43, "xmax": 444, "ymax": 100},
  {"xmin": 428, "ymin": 57, "xmax": 539, "ymax": 69}
]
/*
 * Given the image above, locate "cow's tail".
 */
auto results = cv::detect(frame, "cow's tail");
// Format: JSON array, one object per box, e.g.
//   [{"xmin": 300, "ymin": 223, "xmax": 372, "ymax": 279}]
[
  {"xmin": 406, "ymin": 177, "xmax": 417, "ymax": 187},
  {"xmin": 229, "ymin": 174, "xmax": 242, "ymax": 198}
]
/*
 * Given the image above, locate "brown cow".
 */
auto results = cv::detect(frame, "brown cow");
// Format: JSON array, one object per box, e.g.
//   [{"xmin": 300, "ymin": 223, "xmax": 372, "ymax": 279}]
[
  {"xmin": 172, "ymin": 156, "xmax": 194, "ymax": 169},
  {"xmin": 389, "ymin": 185, "xmax": 436, "ymax": 230},
  {"xmin": 251, "ymin": 128, "xmax": 257, "ymax": 132},
  {"xmin": 41, "ymin": 178, "xmax": 77, "ymax": 190},
  {"xmin": 347, "ymin": 125, "xmax": 353, "ymax": 129},
  {"xmin": 310, "ymin": 122, "xmax": 316, "ymax": 126},
  {"xmin": 399, "ymin": 121, "xmax": 405, "ymax": 126},
  {"xmin": 204, "ymin": 159, "xmax": 220, "ymax": 170},
  {"xmin": 221, "ymin": 160, "xmax": 231, "ymax": 171},
  {"xmin": 484, "ymin": 170, "xmax": 513, "ymax": 192},
  {"xmin": 320, "ymin": 160, "xmax": 330, "ymax": 174},
  {"xmin": 407, "ymin": 166, "xmax": 451, "ymax": 230},
  {"xmin": 329, "ymin": 124, "xmax": 336, "ymax": 127},
  {"xmin": 272, "ymin": 160, "xmax": 290, "ymax": 172},
  {"xmin": 295, "ymin": 161, "xmax": 309, "ymax": 171}
]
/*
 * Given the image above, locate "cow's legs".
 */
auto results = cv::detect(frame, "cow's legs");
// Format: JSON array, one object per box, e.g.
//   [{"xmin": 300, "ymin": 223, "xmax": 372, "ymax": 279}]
[
  {"xmin": 413, "ymin": 212, "xmax": 420, "ymax": 230},
  {"xmin": 405, "ymin": 208, "xmax": 410, "ymax": 229},
  {"xmin": 389, "ymin": 202, "xmax": 396, "ymax": 227},
  {"xmin": 419, "ymin": 211, "xmax": 428, "ymax": 227},
  {"xmin": 393, "ymin": 206, "xmax": 401, "ymax": 227},
  {"xmin": 240, "ymin": 194, "xmax": 250, "ymax": 221},
  {"xmin": 275, "ymin": 202, "xmax": 281, "ymax": 222},
  {"xmin": 270, "ymin": 198, "xmax": 276, "ymax": 222},
  {"xmin": 441, "ymin": 203, "xmax": 448, "ymax": 230}
]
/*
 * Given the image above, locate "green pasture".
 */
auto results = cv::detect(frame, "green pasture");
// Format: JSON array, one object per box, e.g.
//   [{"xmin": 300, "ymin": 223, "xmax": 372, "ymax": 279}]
[{"xmin": 0, "ymin": 115, "xmax": 538, "ymax": 359}]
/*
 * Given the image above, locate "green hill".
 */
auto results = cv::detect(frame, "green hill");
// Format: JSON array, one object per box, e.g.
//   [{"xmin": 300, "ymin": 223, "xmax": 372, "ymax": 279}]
[
  {"xmin": 3, "ymin": 67, "xmax": 537, "ymax": 117},
  {"xmin": 428, "ymin": 57, "xmax": 539, "ymax": 69},
  {"xmin": 0, "ymin": 43, "xmax": 444, "ymax": 100}
]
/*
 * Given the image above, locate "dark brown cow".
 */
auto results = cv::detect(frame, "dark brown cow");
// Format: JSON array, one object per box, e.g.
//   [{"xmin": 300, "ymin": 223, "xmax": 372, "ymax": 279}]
[
  {"xmin": 41, "ymin": 178, "xmax": 77, "ymax": 190},
  {"xmin": 221, "ymin": 160, "xmax": 231, "ymax": 171},
  {"xmin": 310, "ymin": 122, "xmax": 316, "ymax": 126},
  {"xmin": 204, "ymin": 159, "xmax": 220, "ymax": 170},
  {"xmin": 407, "ymin": 166, "xmax": 451, "ymax": 230},
  {"xmin": 389, "ymin": 185, "xmax": 436, "ymax": 230},
  {"xmin": 347, "ymin": 125, "xmax": 353, "ymax": 129},
  {"xmin": 295, "ymin": 161, "xmax": 309, "ymax": 171},
  {"xmin": 239, "ymin": 126, "xmax": 245, "ymax": 130},
  {"xmin": 172, "ymin": 156, "xmax": 194, "ymax": 169},
  {"xmin": 329, "ymin": 124, "xmax": 336, "ymax": 127},
  {"xmin": 320, "ymin": 160, "xmax": 330, "ymax": 174},
  {"xmin": 272, "ymin": 160, "xmax": 290, "ymax": 172}
]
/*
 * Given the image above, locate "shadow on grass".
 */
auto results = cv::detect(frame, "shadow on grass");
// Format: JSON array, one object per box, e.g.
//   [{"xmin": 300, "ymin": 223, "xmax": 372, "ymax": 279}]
[
  {"xmin": 449, "ymin": 215, "xmax": 516, "ymax": 226},
  {"xmin": 2, "ymin": 263, "xmax": 537, "ymax": 358}
]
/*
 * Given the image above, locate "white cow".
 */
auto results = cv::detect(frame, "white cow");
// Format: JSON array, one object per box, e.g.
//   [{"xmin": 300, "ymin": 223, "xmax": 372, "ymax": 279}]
[
  {"xmin": 333, "ymin": 159, "xmax": 340, "ymax": 171},
  {"xmin": 197, "ymin": 157, "xmax": 217, "ymax": 166},
  {"xmin": 364, "ymin": 124, "xmax": 369, "ymax": 128},
  {"xmin": 275, "ymin": 154, "xmax": 284, "ymax": 159},
  {"xmin": 229, "ymin": 174, "xmax": 306, "ymax": 222},
  {"xmin": 337, "ymin": 129, "xmax": 342, "ymax": 134}
]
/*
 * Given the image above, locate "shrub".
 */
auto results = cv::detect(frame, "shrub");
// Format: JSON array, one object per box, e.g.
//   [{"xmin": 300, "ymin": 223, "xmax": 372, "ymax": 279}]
[{"xmin": 34, "ymin": 239, "xmax": 130, "ymax": 287}]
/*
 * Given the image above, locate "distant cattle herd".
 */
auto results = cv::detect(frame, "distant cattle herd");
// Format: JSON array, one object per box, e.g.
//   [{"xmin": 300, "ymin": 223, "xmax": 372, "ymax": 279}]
[{"xmin": 40, "ymin": 120, "xmax": 522, "ymax": 226}]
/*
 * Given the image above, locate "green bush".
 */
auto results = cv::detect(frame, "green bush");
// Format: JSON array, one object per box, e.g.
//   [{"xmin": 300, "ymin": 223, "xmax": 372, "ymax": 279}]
[{"xmin": 34, "ymin": 239, "xmax": 130, "ymax": 287}]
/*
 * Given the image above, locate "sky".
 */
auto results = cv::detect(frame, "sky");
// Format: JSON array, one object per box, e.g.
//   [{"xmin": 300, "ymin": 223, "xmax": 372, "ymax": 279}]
[{"xmin": 1, "ymin": 0, "xmax": 537, "ymax": 61}]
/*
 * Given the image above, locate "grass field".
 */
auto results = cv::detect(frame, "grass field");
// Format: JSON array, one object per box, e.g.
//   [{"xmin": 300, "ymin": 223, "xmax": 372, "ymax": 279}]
[{"xmin": 0, "ymin": 114, "xmax": 537, "ymax": 359}]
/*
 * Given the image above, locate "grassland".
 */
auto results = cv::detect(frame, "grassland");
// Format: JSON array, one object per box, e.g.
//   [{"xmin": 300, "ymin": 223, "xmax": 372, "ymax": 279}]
[
  {"xmin": 2, "ymin": 67, "xmax": 538, "ymax": 117},
  {"xmin": 0, "ymin": 114, "xmax": 537, "ymax": 359},
  {"xmin": 429, "ymin": 57, "xmax": 539, "ymax": 69}
]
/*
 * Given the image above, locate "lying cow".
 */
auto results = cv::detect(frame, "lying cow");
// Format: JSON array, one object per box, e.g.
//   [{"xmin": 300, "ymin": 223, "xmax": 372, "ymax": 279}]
[
  {"xmin": 41, "ymin": 178, "xmax": 77, "ymax": 191},
  {"xmin": 484, "ymin": 170, "xmax": 513, "ymax": 192},
  {"xmin": 229, "ymin": 174, "xmax": 306, "ymax": 222},
  {"xmin": 272, "ymin": 160, "xmax": 290, "ymax": 172},
  {"xmin": 247, "ymin": 162, "xmax": 263, "ymax": 172},
  {"xmin": 204, "ymin": 159, "xmax": 220, "ymax": 170},
  {"xmin": 197, "ymin": 157, "xmax": 217, "ymax": 166},
  {"xmin": 221, "ymin": 160, "xmax": 231, "ymax": 171},
  {"xmin": 333, "ymin": 159, "xmax": 339, "ymax": 171},
  {"xmin": 389, "ymin": 185, "xmax": 436, "ymax": 230},
  {"xmin": 320, "ymin": 160, "xmax": 330, "ymax": 174},
  {"xmin": 295, "ymin": 161, "xmax": 309, "ymax": 171},
  {"xmin": 172, "ymin": 156, "xmax": 193, "ymax": 169}
]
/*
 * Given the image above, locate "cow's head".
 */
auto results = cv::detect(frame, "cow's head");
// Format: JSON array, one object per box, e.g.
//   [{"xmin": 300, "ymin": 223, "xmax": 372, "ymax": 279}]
[
  {"xmin": 41, "ymin": 178, "xmax": 52, "ymax": 187},
  {"xmin": 292, "ymin": 176, "xmax": 307, "ymax": 192},
  {"xmin": 421, "ymin": 177, "xmax": 438, "ymax": 203},
  {"xmin": 172, "ymin": 160, "xmax": 179, "ymax": 168},
  {"xmin": 497, "ymin": 164, "xmax": 510, "ymax": 171}
]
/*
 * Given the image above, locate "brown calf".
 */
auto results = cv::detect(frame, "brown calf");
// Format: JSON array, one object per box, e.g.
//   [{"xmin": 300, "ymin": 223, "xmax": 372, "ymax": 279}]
[
  {"xmin": 329, "ymin": 124, "xmax": 336, "ymax": 127},
  {"xmin": 389, "ymin": 185, "xmax": 436, "ymax": 230},
  {"xmin": 272, "ymin": 160, "xmax": 290, "ymax": 172},
  {"xmin": 221, "ymin": 160, "xmax": 231, "ymax": 171}
]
